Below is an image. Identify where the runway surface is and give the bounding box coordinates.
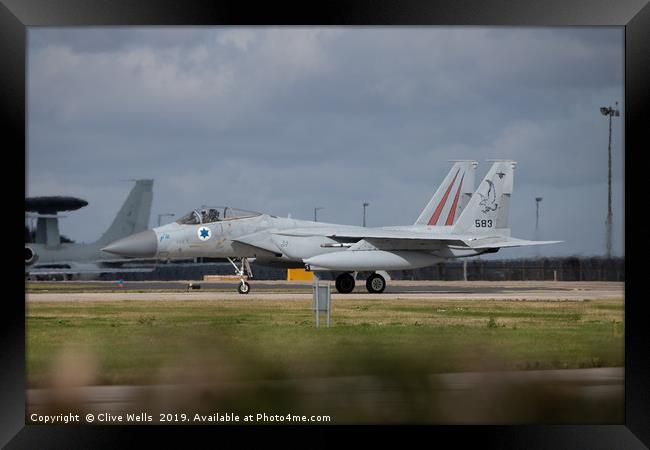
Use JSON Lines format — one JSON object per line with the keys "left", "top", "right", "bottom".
{"left": 26, "top": 280, "right": 624, "bottom": 302}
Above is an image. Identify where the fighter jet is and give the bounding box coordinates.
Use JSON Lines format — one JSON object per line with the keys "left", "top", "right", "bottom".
{"left": 103, "top": 161, "right": 560, "bottom": 293}
{"left": 25, "top": 180, "right": 156, "bottom": 280}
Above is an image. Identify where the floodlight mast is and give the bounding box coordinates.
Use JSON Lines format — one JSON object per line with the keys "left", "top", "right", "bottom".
{"left": 314, "top": 207, "right": 324, "bottom": 222}
{"left": 532, "top": 197, "right": 543, "bottom": 256}
{"left": 535, "top": 197, "right": 543, "bottom": 235}
{"left": 362, "top": 202, "right": 369, "bottom": 227}
{"left": 600, "top": 102, "right": 620, "bottom": 258}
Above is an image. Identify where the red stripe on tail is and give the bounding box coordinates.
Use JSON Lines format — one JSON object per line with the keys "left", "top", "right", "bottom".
{"left": 444, "top": 174, "right": 465, "bottom": 226}
{"left": 428, "top": 169, "right": 460, "bottom": 225}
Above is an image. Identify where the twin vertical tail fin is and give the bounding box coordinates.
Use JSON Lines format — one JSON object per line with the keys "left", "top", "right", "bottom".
{"left": 95, "top": 179, "right": 154, "bottom": 246}
{"left": 453, "top": 160, "right": 516, "bottom": 235}
{"left": 414, "top": 160, "right": 478, "bottom": 226}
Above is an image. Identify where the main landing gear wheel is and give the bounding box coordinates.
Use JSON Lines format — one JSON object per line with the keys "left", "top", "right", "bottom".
{"left": 366, "top": 273, "right": 386, "bottom": 294}
{"left": 238, "top": 281, "right": 250, "bottom": 294}
{"left": 335, "top": 273, "right": 356, "bottom": 294}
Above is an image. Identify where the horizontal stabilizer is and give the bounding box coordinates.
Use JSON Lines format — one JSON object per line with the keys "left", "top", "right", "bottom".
{"left": 466, "top": 237, "right": 562, "bottom": 249}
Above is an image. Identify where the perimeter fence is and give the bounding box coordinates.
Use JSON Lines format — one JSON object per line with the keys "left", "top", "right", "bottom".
{"left": 102, "top": 257, "right": 624, "bottom": 282}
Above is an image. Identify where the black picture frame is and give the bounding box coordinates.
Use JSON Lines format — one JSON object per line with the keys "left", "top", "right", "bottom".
{"left": 3, "top": 0, "right": 649, "bottom": 447}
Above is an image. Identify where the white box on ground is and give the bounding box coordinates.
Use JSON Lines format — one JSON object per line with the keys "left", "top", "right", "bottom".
{"left": 312, "top": 282, "right": 331, "bottom": 327}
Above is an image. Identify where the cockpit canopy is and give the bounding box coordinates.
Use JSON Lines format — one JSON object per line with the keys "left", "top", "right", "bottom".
{"left": 176, "top": 207, "right": 262, "bottom": 225}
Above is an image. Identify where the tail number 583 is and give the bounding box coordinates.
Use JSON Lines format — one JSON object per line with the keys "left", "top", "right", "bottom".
{"left": 475, "top": 219, "right": 493, "bottom": 228}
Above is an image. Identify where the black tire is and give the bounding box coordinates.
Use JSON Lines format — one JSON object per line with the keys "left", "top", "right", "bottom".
{"left": 335, "top": 273, "right": 355, "bottom": 294}
{"left": 366, "top": 273, "right": 386, "bottom": 294}
{"left": 237, "top": 281, "right": 250, "bottom": 294}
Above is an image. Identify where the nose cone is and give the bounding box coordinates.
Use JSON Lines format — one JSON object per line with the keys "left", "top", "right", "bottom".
{"left": 102, "top": 230, "right": 157, "bottom": 258}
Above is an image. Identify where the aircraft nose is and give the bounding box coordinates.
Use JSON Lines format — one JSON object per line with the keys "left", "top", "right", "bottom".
{"left": 102, "top": 230, "right": 157, "bottom": 257}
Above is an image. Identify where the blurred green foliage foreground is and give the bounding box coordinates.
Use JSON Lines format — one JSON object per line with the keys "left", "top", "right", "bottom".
{"left": 27, "top": 296, "right": 623, "bottom": 424}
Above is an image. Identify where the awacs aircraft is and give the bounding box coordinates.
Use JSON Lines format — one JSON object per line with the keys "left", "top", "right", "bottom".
{"left": 103, "top": 161, "right": 560, "bottom": 294}
{"left": 25, "top": 180, "right": 156, "bottom": 280}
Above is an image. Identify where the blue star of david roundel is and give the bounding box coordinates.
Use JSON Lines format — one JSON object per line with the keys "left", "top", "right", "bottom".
{"left": 197, "top": 226, "right": 211, "bottom": 241}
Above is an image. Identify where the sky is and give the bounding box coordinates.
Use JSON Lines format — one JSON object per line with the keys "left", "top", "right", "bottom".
{"left": 26, "top": 27, "right": 624, "bottom": 258}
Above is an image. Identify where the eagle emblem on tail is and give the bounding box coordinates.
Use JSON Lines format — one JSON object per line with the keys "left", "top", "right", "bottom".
{"left": 478, "top": 180, "right": 498, "bottom": 214}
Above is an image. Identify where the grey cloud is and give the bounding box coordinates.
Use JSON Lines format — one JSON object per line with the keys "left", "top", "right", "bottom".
{"left": 27, "top": 27, "right": 624, "bottom": 256}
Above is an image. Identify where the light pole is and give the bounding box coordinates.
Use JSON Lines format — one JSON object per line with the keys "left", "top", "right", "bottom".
{"left": 535, "top": 197, "right": 543, "bottom": 237}
{"left": 535, "top": 197, "right": 543, "bottom": 256}
{"left": 362, "top": 202, "right": 369, "bottom": 227}
{"left": 600, "top": 102, "right": 620, "bottom": 258}
{"left": 314, "top": 207, "right": 324, "bottom": 222}
{"left": 157, "top": 213, "right": 175, "bottom": 227}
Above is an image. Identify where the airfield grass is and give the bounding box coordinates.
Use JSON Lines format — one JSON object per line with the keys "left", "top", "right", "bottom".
{"left": 26, "top": 296, "right": 624, "bottom": 388}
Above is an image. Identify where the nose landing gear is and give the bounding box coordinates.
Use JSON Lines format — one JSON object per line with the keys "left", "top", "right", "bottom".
{"left": 237, "top": 281, "right": 250, "bottom": 294}
{"left": 227, "top": 257, "right": 252, "bottom": 294}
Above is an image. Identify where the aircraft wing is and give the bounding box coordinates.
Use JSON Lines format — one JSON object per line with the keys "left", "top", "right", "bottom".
{"left": 273, "top": 227, "right": 561, "bottom": 251}
{"left": 231, "top": 229, "right": 460, "bottom": 256}
{"left": 273, "top": 227, "right": 473, "bottom": 242}
{"left": 273, "top": 227, "right": 473, "bottom": 246}
{"left": 232, "top": 231, "right": 285, "bottom": 256}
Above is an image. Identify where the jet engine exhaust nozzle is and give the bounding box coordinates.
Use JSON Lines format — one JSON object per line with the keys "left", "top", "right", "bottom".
{"left": 25, "top": 246, "right": 38, "bottom": 265}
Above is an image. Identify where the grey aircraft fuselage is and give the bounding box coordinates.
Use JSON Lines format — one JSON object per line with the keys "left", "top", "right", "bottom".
{"left": 105, "top": 210, "right": 485, "bottom": 269}
{"left": 103, "top": 161, "right": 560, "bottom": 293}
